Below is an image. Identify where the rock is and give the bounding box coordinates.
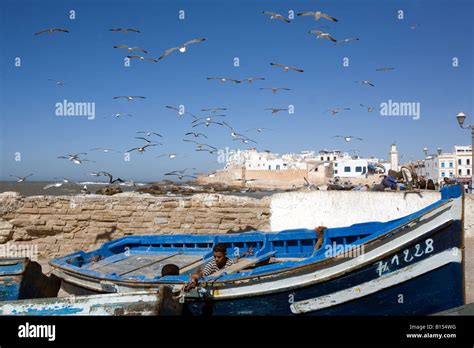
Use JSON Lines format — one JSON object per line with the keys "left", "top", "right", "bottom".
{"left": 95, "top": 185, "right": 123, "bottom": 196}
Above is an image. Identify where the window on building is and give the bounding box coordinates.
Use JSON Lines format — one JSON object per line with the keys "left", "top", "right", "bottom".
{"left": 441, "top": 172, "right": 445, "bottom": 177}
{"left": 334, "top": 163, "right": 338, "bottom": 167}
{"left": 333, "top": 156, "right": 336, "bottom": 160}
{"left": 327, "top": 157, "right": 330, "bottom": 161}
{"left": 458, "top": 159, "right": 462, "bottom": 165}
{"left": 355, "top": 166, "right": 362, "bottom": 172}
{"left": 268, "top": 165, "right": 271, "bottom": 170}
{"left": 344, "top": 166, "right": 351, "bottom": 173}
{"left": 459, "top": 169, "right": 462, "bottom": 175}
{"left": 449, "top": 162, "right": 453, "bottom": 168}
{"left": 276, "top": 165, "right": 280, "bottom": 170}
{"left": 449, "top": 172, "right": 454, "bottom": 177}
{"left": 321, "top": 157, "right": 324, "bottom": 161}
{"left": 334, "top": 170, "right": 338, "bottom": 174}
{"left": 468, "top": 169, "right": 471, "bottom": 176}
{"left": 441, "top": 162, "right": 445, "bottom": 168}
{"left": 468, "top": 159, "right": 471, "bottom": 166}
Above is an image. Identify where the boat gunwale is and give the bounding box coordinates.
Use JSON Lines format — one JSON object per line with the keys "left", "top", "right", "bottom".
{"left": 49, "top": 196, "right": 457, "bottom": 288}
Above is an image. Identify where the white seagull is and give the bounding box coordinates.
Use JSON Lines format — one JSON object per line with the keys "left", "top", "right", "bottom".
{"left": 262, "top": 11, "right": 291, "bottom": 23}
{"left": 355, "top": 80, "right": 375, "bottom": 87}
{"left": 270, "top": 63, "right": 304, "bottom": 72}
{"left": 297, "top": 11, "right": 338, "bottom": 22}
{"left": 158, "top": 38, "right": 207, "bottom": 61}
{"left": 336, "top": 38, "right": 359, "bottom": 44}
{"left": 48, "top": 79, "right": 65, "bottom": 87}
{"left": 332, "top": 135, "right": 363, "bottom": 142}
{"left": 206, "top": 77, "right": 242, "bottom": 83}
{"left": 242, "top": 77, "right": 266, "bottom": 84}
{"left": 127, "top": 55, "right": 158, "bottom": 62}
{"left": 126, "top": 144, "right": 157, "bottom": 153}
{"left": 259, "top": 87, "right": 291, "bottom": 94}
{"left": 35, "top": 28, "right": 69, "bottom": 35}
{"left": 137, "top": 131, "right": 163, "bottom": 137}
{"left": 165, "top": 105, "right": 197, "bottom": 119}
{"left": 308, "top": 30, "right": 337, "bottom": 42}
{"left": 109, "top": 28, "right": 141, "bottom": 33}
{"left": 57, "top": 153, "right": 95, "bottom": 165}
{"left": 113, "top": 45, "right": 148, "bottom": 53}
{"left": 157, "top": 153, "right": 177, "bottom": 159}
{"left": 185, "top": 132, "right": 208, "bottom": 138}
{"left": 201, "top": 107, "right": 227, "bottom": 113}
{"left": 10, "top": 174, "right": 33, "bottom": 182}
{"left": 113, "top": 96, "right": 146, "bottom": 100}
{"left": 360, "top": 104, "right": 379, "bottom": 112}
{"left": 326, "top": 107, "right": 350, "bottom": 116}
{"left": 265, "top": 108, "right": 289, "bottom": 114}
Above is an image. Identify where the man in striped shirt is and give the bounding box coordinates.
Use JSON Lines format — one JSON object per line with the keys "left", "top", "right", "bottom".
{"left": 191, "top": 243, "right": 234, "bottom": 282}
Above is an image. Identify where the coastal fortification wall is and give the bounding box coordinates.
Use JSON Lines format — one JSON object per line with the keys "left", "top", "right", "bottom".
{"left": 0, "top": 191, "right": 472, "bottom": 264}
{"left": 0, "top": 192, "right": 271, "bottom": 260}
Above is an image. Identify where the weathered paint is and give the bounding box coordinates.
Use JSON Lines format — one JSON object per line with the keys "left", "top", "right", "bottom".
{"left": 290, "top": 247, "right": 462, "bottom": 314}
{"left": 0, "top": 287, "right": 181, "bottom": 316}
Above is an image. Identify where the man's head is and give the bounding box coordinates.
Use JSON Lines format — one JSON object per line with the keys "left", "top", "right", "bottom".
{"left": 443, "top": 177, "right": 450, "bottom": 184}
{"left": 213, "top": 243, "right": 228, "bottom": 268}
{"left": 161, "top": 263, "right": 179, "bottom": 276}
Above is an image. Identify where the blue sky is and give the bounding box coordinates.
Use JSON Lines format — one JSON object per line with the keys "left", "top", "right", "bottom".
{"left": 1, "top": 0, "right": 472, "bottom": 181}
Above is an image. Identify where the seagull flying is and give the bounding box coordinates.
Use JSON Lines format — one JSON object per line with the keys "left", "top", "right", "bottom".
{"left": 336, "top": 38, "right": 359, "bottom": 44}
{"left": 10, "top": 174, "right": 33, "bottom": 182}
{"left": 192, "top": 120, "right": 224, "bottom": 128}
{"left": 157, "top": 153, "right": 177, "bottom": 159}
{"left": 332, "top": 135, "right": 363, "bottom": 142}
{"left": 265, "top": 108, "right": 289, "bottom": 114}
{"left": 262, "top": 11, "right": 291, "bottom": 23}
{"left": 57, "top": 153, "right": 95, "bottom": 165}
{"left": 270, "top": 63, "right": 304, "bottom": 73}
{"left": 35, "top": 28, "right": 69, "bottom": 35}
{"left": 375, "top": 67, "right": 395, "bottom": 72}
{"left": 113, "top": 96, "right": 146, "bottom": 100}
{"left": 137, "top": 131, "right": 163, "bottom": 137}
{"left": 135, "top": 137, "right": 163, "bottom": 145}
{"left": 183, "top": 139, "right": 217, "bottom": 151}
{"left": 241, "top": 77, "right": 265, "bottom": 84}
{"left": 90, "top": 148, "right": 119, "bottom": 153}
{"left": 360, "top": 104, "right": 379, "bottom": 112}
{"left": 112, "top": 113, "right": 133, "bottom": 118}
{"left": 48, "top": 79, "right": 64, "bottom": 87}
{"left": 326, "top": 107, "right": 350, "bottom": 115}
{"left": 297, "top": 11, "right": 338, "bottom": 22}
{"left": 109, "top": 28, "right": 141, "bottom": 33}
{"left": 158, "top": 38, "right": 207, "bottom": 61}
{"left": 89, "top": 171, "right": 124, "bottom": 184}
{"left": 260, "top": 87, "right": 291, "bottom": 94}
{"left": 165, "top": 105, "right": 197, "bottom": 119}
{"left": 113, "top": 45, "right": 148, "bottom": 53}
{"left": 127, "top": 55, "right": 158, "bottom": 62}
{"left": 206, "top": 77, "right": 242, "bottom": 83}
{"left": 201, "top": 107, "right": 227, "bottom": 113}
{"left": 246, "top": 127, "right": 270, "bottom": 133}
{"left": 126, "top": 144, "right": 157, "bottom": 153}
{"left": 185, "top": 132, "right": 208, "bottom": 138}
{"left": 308, "top": 30, "right": 337, "bottom": 42}
{"left": 355, "top": 80, "right": 375, "bottom": 87}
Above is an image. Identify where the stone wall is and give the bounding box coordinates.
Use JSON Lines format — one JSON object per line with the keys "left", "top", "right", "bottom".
{"left": 0, "top": 191, "right": 472, "bottom": 264}
{"left": 0, "top": 192, "right": 271, "bottom": 260}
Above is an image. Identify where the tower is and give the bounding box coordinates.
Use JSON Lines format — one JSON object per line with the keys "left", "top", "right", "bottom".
{"left": 389, "top": 144, "right": 399, "bottom": 171}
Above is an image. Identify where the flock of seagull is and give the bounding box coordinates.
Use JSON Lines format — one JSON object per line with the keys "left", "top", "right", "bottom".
{"left": 12, "top": 8, "right": 405, "bottom": 189}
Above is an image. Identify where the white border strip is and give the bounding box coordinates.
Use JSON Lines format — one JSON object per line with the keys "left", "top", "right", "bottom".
{"left": 290, "top": 247, "right": 461, "bottom": 314}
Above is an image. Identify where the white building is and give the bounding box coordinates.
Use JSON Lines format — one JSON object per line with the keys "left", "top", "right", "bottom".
{"left": 415, "top": 145, "right": 472, "bottom": 184}
{"left": 334, "top": 158, "right": 369, "bottom": 178}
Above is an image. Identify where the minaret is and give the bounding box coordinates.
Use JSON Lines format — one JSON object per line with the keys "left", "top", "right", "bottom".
{"left": 389, "top": 144, "right": 399, "bottom": 171}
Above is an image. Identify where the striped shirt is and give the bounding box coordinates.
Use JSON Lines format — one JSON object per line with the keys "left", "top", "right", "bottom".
{"left": 201, "top": 258, "right": 234, "bottom": 276}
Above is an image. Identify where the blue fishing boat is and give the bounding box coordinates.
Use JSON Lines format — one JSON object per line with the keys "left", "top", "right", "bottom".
{"left": 0, "top": 258, "right": 60, "bottom": 301}
{"left": 49, "top": 186, "right": 466, "bottom": 315}
{"left": 0, "top": 286, "right": 181, "bottom": 316}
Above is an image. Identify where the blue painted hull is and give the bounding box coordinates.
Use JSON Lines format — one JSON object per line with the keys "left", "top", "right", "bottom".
{"left": 185, "top": 220, "right": 464, "bottom": 315}
{"left": 0, "top": 258, "right": 60, "bottom": 301}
